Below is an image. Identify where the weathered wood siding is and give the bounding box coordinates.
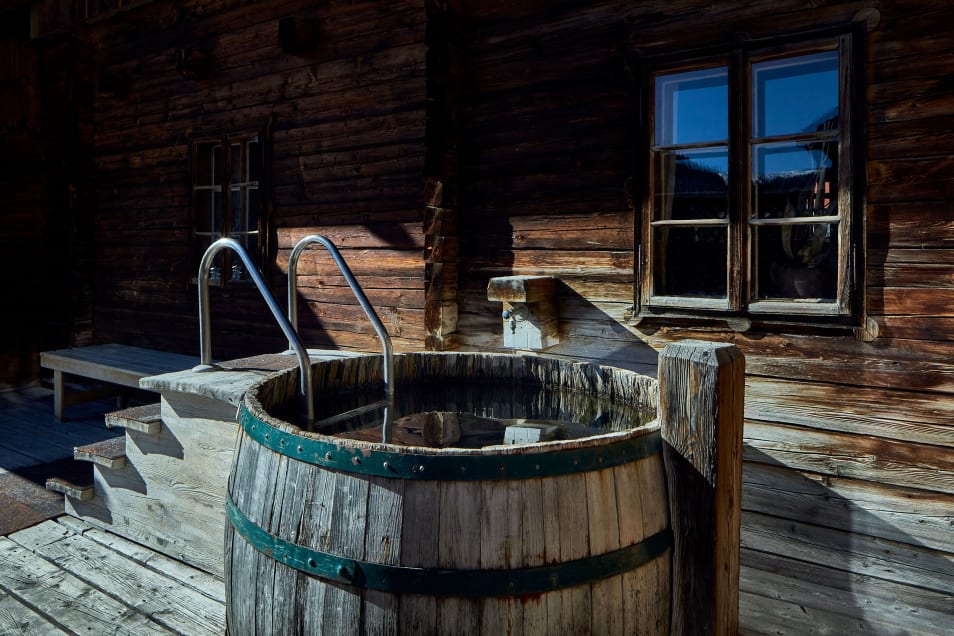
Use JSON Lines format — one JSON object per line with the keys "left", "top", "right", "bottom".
{"left": 452, "top": 1, "right": 954, "bottom": 634}
{"left": 49, "top": 0, "right": 954, "bottom": 631}
{"left": 88, "top": 0, "right": 427, "bottom": 359}
{"left": 0, "top": 6, "right": 94, "bottom": 384}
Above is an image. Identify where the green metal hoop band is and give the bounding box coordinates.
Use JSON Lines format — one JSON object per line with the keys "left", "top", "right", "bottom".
{"left": 227, "top": 496, "right": 672, "bottom": 597}
{"left": 238, "top": 403, "right": 662, "bottom": 481}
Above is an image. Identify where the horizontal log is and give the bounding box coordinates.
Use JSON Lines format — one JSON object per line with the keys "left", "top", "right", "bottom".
{"left": 741, "top": 510, "right": 954, "bottom": 595}
{"left": 638, "top": 327, "right": 954, "bottom": 394}
{"left": 868, "top": 156, "right": 954, "bottom": 204}
{"left": 868, "top": 202, "right": 954, "bottom": 249}
{"left": 743, "top": 420, "right": 954, "bottom": 495}
{"left": 740, "top": 547, "right": 954, "bottom": 636}
{"left": 745, "top": 376, "right": 954, "bottom": 446}
{"left": 868, "top": 287, "right": 954, "bottom": 317}
{"left": 275, "top": 224, "right": 424, "bottom": 251}
{"left": 743, "top": 461, "right": 954, "bottom": 554}
{"left": 876, "top": 316, "right": 954, "bottom": 342}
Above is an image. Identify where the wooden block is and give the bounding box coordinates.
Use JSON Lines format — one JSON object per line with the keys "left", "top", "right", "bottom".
{"left": 74, "top": 436, "right": 127, "bottom": 469}
{"left": 659, "top": 340, "right": 745, "bottom": 636}
{"left": 486, "top": 275, "right": 557, "bottom": 302}
{"left": 105, "top": 402, "right": 163, "bottom": 434}
{"left": 46, "top": 477, "right": 94, "bottom": 501}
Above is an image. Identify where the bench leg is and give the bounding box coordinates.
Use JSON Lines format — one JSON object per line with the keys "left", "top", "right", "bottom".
{"left": 53, "top": 370, "right": 65, "bottom": 421}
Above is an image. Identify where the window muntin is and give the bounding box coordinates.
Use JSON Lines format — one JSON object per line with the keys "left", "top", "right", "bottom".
{"left": 191, "top": 134, "right": 263, "bottom": 284}
{"left": 644, "top": 39, "right": 854, "bottom": 319}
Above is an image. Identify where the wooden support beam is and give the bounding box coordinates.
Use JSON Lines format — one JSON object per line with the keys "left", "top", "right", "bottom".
{"left": 658, "top": 340, "right": 745, "bottom": 635}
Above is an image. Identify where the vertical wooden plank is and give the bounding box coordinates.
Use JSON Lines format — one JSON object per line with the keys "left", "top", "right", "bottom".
{"left": 362, "top": 475, "right": 404, "bottom": 635}
{"left": 321, "top": 471, "right": 370, "bottom": 633}
{"left": 271, "top": 457, "right": 315, "bottom": 635}
{"left": 300, "top": 466, "right": 337, "bottom": 636}
{"left": 557, "top": 472, "right": 590, "bottom": 635}
{"left": 398, "top": 480, "right": 439, "bottom": 633}
{"left": 518, "top": 478, "right": 547, "bottom": 634}
{"left": 659, "top": 340, "right": 745, "bottom": 636}
{"left": 437, "top": 480, "right": 480, "bottom": 635}
{"left": 479, "top": 480, "right": 510, "bottom": 634}
{"left": 615, "top": 460, "right": 648, "bottom": 635}
{"left": 635, "top": 455, "right": 672, "bottom": 635}
{"left": 586, "top": 467, "right": 623, "bottom": 636}
{"left": 541, "top": 475, "right": 564, "bottom": 635}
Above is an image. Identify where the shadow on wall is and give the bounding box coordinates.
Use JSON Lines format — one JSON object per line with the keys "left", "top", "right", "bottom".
{"left": 534, "top": 279, "right": 659, "bottom": 376}
{"left": 739, "top": 445, "right": 954, "bottom": 634}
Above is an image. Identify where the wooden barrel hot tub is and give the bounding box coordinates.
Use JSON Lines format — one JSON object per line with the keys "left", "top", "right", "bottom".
{"left": 225, "top": 352, "right": 671, "bottom": 635}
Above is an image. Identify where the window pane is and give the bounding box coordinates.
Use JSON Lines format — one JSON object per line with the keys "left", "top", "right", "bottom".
{"left": 195, "top": 144, "right": 214, "bottom": 185}
{"left": 231, "top": 188, "right": 244, "bottom": 232}
{"left": 212, "top": 191, "right": 222, "bottom": 232}
{"left": 655, "top": 148, "right": 729, "bottom": 220}
{"left": 248, "top": 188, "right": 259, "bottom": 231}
{"left": 195, "top": 192, "right": 213, "bottom": 233}
{"left": 753, "top": 51, "right": 838, "bottom": 138}
{"left": 753, "top": 141, "right": 837, "bottom": 219}
{"left": 231, "top": 143, "right": 243, "bottom": 183}
{"left": 653, "top": 226, "right": 728, "bottom": 298}
{"left": 655, "top": 67, "right": 728, "bottom": 146}
{"left": 212, "top": 145, "right": 222, "bottom": 185}
{"left": 753, "top": 224, "right": 837, "bottom": 300}
{"left": 248, "top": 140, "right": 261, "bottom": 183}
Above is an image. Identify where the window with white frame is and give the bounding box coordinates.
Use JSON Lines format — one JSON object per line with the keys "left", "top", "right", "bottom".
{"left": 191, "top": 132, "right": 265, "bottom": 285}
{"left": 639, "top": 32, "right": 860, "bottom": 323}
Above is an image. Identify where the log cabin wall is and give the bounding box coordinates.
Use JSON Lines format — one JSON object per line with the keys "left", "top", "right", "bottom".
{"left": 452, "top": 1, "right": 954, "bottom": 633}
{"left": 63, "top": 0, "right": 953, "bottom": 631}
{"left": 0, "top": 3, "right": 94, "bottom": 385}
{"left": 86, "top": 0, "right": 428, "bottom": 359}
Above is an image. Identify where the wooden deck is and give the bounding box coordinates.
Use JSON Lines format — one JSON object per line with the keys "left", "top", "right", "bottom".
{"left": 0, "top": 517, "right": 225, "bottom": 634}
{"left": 0, "top": 384, "right": 226, "bottom": 634}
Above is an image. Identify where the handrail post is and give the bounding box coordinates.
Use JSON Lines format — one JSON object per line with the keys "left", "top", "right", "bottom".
{"left": 658, "top": 340, "right": 744, "bottom": 636}
{"left": 287, "top": 235, "right": 394, "bottom": 399}
{"left": 197, "top": 238, "right": 315, "bottom": 425}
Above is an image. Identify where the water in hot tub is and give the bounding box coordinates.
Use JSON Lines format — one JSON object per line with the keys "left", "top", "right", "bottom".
{"left": 295, "top": 382, "right": 655, "bottom": 448}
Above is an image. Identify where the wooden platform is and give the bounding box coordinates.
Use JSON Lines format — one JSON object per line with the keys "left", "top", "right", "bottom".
{"left": 0, "top": 517, "right": 225, "bottom": 634}
{"left": 0, "top": 384, "right": 118, "bottom": 536}
{"left": 40, "top": 344, "right": 199, "bottom": 421}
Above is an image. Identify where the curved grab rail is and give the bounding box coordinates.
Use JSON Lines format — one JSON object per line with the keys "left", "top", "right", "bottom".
{"left": 197, "top": 238, "right": 315, "bottom": 424}
{"left": 288, "top": 235, "right": 394, "bottom": 399}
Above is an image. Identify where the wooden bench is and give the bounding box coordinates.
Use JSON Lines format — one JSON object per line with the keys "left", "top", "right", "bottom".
{"left": 40, "top": 344, "right": 199, "bottom": 421}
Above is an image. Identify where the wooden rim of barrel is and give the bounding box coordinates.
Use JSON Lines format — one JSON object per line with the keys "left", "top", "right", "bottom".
{"left": 241, "top": 351, "right": 661, "bottom": 480}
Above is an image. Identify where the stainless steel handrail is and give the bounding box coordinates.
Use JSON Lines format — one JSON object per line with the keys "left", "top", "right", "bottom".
{"left": 288, "top": 235, "right": 394, "bottom": 400}
{"left": 197, "top": 238, "right": 315, "bottom": 424}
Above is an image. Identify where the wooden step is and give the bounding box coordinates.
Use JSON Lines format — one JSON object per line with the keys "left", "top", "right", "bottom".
{"left": 74, "top": 436, "right": 127, "bottom": 469}
{"left": 105, "top": 402, "right": 162, "bottom": 434}
{"left": 46, "top": 477, "right": 94, "bottom": 501}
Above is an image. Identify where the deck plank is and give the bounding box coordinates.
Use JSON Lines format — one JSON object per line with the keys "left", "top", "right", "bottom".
{"left": 10, "top": 521, "right": 224, "bottom": 635}
{"left": 0, "top": 535, "right": 173, "bottom": 635}
{"left": 0, "top": 587, "right": 68, "bottom": 635}
{"left": 56, "top": 517, "right": 226, "bottom": 604}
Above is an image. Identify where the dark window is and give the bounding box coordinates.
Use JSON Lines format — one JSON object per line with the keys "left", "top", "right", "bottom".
{"left": 190, "top": 133, "right": 265, "bottom": 285}
{"left": 640, "top": 33, "right": 858, "bottom": 321}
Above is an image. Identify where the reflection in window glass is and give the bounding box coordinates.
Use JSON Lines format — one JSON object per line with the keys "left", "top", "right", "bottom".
{"left": 754, "top": 224, "right": 837, "bottom": 300}
{"left": 752, "top": 51, "right": 838, "bottom": 138}
{"left": 653, "top": 226, "right": 728, "bottom": 298}
{"left": 655, "top": 67, "right": 728, "bottom": 146}
{"left": 753, "top": 141, "right": 837, "bottom": 219}
{"left": 655, "top": 148, "right": 729, "bottom": 220}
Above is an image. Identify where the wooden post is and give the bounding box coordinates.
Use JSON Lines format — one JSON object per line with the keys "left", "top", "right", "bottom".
{"left": 658, "top": 340, "right": 745, "bottom": 635}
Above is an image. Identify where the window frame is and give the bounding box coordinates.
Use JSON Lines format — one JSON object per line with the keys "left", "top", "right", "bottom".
{"left": 188, "top": 126, "right": 271, "bottom": 287}
{"left": 636, "top": 28, "right": 863, "bottom": 326}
